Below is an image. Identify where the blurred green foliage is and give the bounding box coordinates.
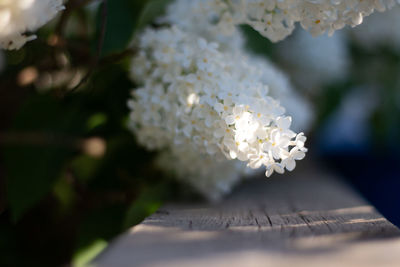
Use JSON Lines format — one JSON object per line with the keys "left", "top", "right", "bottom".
{"left": 97, "top": 0, "right": 139, "bottom": 56}
{"left": 0, "top": 0, "right": 177, "bottom": 266}
{"left": 3, "top": 95, "right": 87, "bottom": 221}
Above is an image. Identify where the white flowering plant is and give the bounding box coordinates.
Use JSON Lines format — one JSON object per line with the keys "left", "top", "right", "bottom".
{"left": 0, "top": 0, "right": 399, "bottom": 265}
{"left": 127, "top": 25, "right": 309, "bottom": 200}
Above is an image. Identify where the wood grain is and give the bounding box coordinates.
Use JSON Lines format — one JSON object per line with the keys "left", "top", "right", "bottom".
{"left": 95, "top": 163, "right": 400, "bottom": 267}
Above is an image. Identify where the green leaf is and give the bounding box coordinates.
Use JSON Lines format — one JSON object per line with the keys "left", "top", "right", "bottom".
{"left": 74, "top": 204, "right": 126, "bottom": 258}
{"left": 240, "top": 25, "right": 275, "bottom": 59}
{"left": 70, "top": 155, "right": 102, "bottom": 184}
{"left": 53, "top": 175, "right": 77, "bottom": 212}
{"left": 3, "top": 95, "right": 86, "bottom": 221}
{"left": 87, "top": 113, "right": 108, "bottom": 131}
{"left": 73, "top": 239, "right": 108, "bottom": 267}
{"left": 4, "top": 146, "right": 72, "bottom": 221}
{"left": 96, "top": 0, "right": 142, "bottom": 56}
{"left": 123, "top": 185, "right": 165, "bottom": 229}
{"left": 134, "top": 0, "right": 173, "bottom": 33}
{"left": 94, "top": 0, "right": 173, "bottom": 56}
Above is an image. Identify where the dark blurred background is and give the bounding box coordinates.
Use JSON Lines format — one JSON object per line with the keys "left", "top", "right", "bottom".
{"left": 1, "top": 0, "right": 399, "bottom": 266}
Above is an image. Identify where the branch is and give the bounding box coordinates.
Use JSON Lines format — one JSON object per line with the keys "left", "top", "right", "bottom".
{"left": 55, "top": 0, "right": 96, "bottom": 37}
{"left": 70, "top": 0, "right": 108, "bottom": 92}
{"left": 0, "top": 132, "right": 106, "bottom": 158}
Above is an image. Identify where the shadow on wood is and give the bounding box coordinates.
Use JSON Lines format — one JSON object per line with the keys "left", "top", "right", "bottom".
{"left": 94, "top": 162, "right": 400, "bottom": 267}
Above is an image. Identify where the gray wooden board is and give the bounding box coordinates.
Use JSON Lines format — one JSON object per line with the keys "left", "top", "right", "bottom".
{"left": 94, "top": 163, "right": 400, "bottom": 267}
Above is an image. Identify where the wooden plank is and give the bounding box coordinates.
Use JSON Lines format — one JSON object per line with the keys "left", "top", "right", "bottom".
{"left": 94, "top": 163, "right": 400, "bottom": 267}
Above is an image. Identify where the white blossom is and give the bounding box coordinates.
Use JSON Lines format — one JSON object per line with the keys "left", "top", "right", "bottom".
{"left": 236, "top": 0, "right": 400, "bottom": 42}
{"left": 0, "top": 0, "right": 65, "bottom": 50}
{"left": 155, "top": 144, "right": 250, "bottom": 202}
{"left": 128, "top": 26, "right": 307, "bottom": 186}
{"left": 249, "top": 54, "right": 314, "bottom": 131}
{"left": 165, "top": 0, "right": 400, "bottom": 42}
{"left": 162, "top": 0, "right": 246, "bottom": 51}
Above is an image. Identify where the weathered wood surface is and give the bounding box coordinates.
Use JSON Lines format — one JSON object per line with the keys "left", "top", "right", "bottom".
{"left": 95, "top": 163, "right": 400, "bottom": 267}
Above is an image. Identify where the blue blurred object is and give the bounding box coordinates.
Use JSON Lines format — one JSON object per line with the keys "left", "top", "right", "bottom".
{"left": 321, "top": 151, "right": 400, "bottom": 228}
{"left": 316, "top": 89, "right": 400, "bottom": 228}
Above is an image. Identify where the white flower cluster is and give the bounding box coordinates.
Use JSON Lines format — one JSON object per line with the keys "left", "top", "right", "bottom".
{"left": 277, "top": 29, "right": 350, "bottom": 90}
{"left": 128, "top": 27, "right": 307, "bottom": 182}
{"left": 0, "top": 0, "right": 65, "bottom": 50}
{"left": 127, "top": 0, "right": 320, "bottom": 200}
{"left": 165, "top": 0, "right": 399, "bottom": 42}
{"left": 249, "top": 55, "right": 314, "bottom": 131}
{"left": 164, "top": 0, "right": 314, "bottom": 130}
{"left": 156, "top": 144, "right": 249, "bottom": 202}
{"left": 239, "top": 0, "right": 400, "bottom": 42}
{"left": 162, "top": 0, "right": 245, "bottom": 51}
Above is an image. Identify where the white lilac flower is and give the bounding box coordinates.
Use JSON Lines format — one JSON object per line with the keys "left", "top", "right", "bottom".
{"left": 277, "top": 28, "right": 350, "bottom": 90}
{"left": 157, "top": 0, "right": 316, "bottom": 131}
{"left": 352, "top": 6, "right": 400, "bottom": 52}
{"left": 128, "top": 26, "right": 307, "bottom": 184}
{"left": 0, "top": 0, "right": 65, "bottom": 50}
{"left": 165, "top": 0, "right": 400, "bottom": 43}
{"left": 155, "top": 144, "right": 249, "bottom": 202}
{"left": 249, "top": 54, "right": 314, "bottom": 131}
{"left": 235, "top": 0, "right": 400, "bottom": 42}
{"left": 162, "top": 0, "right": 246, "bottom": 51}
